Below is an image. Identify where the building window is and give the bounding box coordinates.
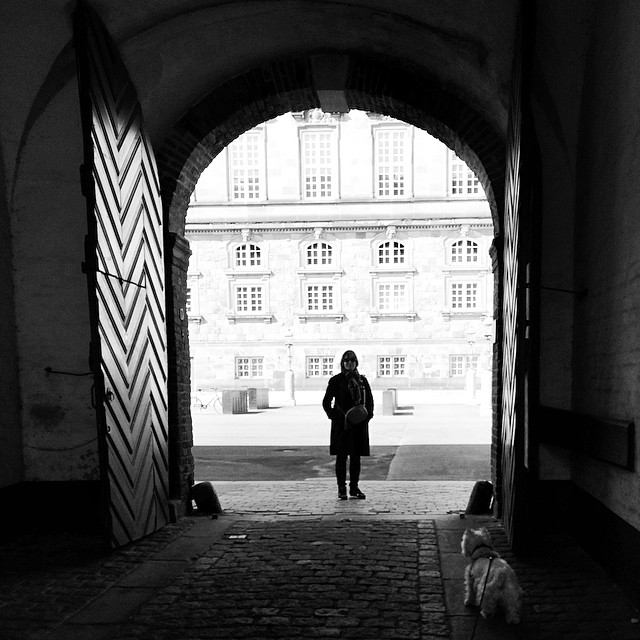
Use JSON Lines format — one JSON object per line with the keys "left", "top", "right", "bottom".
{"left": 306, "top": 284, "right": 334, "bottom": 312}
{"left": 377, "top": 241, "right": 405, "bottom": 265}
{"left": 450, "top": 154, "right": 480, "bottom": 196}
{"left": 449, "top": 355, "right": 478, "bottom": 377}
{"left": 375, "top": 128, "right": 408, "bottom": 197}
{"left": 236, "top": 357, "right": 264, "bottom": 378}
{"left": 377, "top": 282, "right": 406, "bottom": 312}
{"left": 306, "top": 356, "right": 334, "bottom": 377}
{"left": 229, "top": 130, "right": 264, "bottom": 200}
{"left": 235, "top": 243, "right": 262, "bottom": 267}
{"left": 301, "top": 130, "right": 335, "bottom": 199}
{"left": 235, "top": 285, "right": 264, "bottom": 313}
{"left": 378, "top": 356, "right": 406, "bottom": 377}
{"left": 451, "top": 239, "right": 478, "bottom": 264}
{"left": 186, "top": 272, "right": 204, "bottom": 323}
{"left": 451, "top": 282, "right": 478, "bottom": 310}
{"left": 306, "top": 242, "right": 333, "bottom": 266}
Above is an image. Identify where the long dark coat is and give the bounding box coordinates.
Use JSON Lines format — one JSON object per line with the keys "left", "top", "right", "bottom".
{"left": 322, "top": 372, "right": 374, "bottom": 456}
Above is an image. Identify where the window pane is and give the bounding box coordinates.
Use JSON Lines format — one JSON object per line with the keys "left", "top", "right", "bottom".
{"left": 451, "top": 240, "right": 478, "bottom": 263}
{"left": 378, "top": 283, "right": 406, "bottom": 311}
{"left": 449, "top": 355, "right": 478, "bottom": 376}
{"left": 378, "top": 241, "right": 405, "bottom": 265}
{"left": 378, "top": 355, "right": 405, "bottom": 376}
{"left": 451, "top": 282, "right": 477, "bottom": 309}
{"left": 302, "top": 130, "right": 334, "bottom": 199}
{"left": 230, "top": 132, "right": 263, "bottom": 200}
{"left": 306, "top": 356, "right": 333, "bottom": 377}
{"left": 306, "top": 284, "right": 334, "bottom": 311}
{"left": 235, "top": 285, "right": 263, "bottom": 312}
{"left": 376, "top": 129, "right": 406, "bottom": 197}
{"left": 306, "top": 242, "right": 332, "bottom": 266}
{"left": 235, "top": 244, "right": 261, "bottom": 267}
{"left": 450, "top": 155, "right": 480, "bottom": 195}
{"left": 236, "top": 357, "right": 263, "bottom": 378}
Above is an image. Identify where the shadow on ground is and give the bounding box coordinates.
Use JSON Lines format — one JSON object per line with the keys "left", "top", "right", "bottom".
{"left": 193, "top": 444, "right": 491, "bottom": 481}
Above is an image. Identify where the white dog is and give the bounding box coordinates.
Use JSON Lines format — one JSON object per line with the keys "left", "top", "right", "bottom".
{"left": 461, "top": 527, "right": 523, "bottom": 624}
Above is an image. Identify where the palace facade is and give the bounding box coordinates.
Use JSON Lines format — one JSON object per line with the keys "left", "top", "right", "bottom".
{"left": 185, "top": 110, "right": 493, "bottom": 397}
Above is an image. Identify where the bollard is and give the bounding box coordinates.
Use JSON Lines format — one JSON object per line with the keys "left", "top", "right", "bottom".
{"left": 191, "top": 481, "right": 222, "bottom": 514}
{"left": 465, "top": 480, "right": 494, "bottom": 514}
{"left": 221, "top": 389, "right": 248, "bottom": 414}
{"left": 382, "top": 390, "right": 395, "bottom": 415}
{"left": 247, "top": 388, "right": 269, "bottom": 410}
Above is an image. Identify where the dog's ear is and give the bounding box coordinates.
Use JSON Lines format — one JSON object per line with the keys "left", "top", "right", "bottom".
{"left": 479, "top": 527, "right": 492, "bottom": 541}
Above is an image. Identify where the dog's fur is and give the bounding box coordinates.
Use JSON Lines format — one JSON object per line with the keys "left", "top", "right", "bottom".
{"left": 461, "top": 527, "right": 523, "bottom": 624}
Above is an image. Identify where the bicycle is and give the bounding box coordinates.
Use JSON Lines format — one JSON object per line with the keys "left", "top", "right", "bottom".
{"left": 191, "top": 388, "right": 223, "bottom": 413}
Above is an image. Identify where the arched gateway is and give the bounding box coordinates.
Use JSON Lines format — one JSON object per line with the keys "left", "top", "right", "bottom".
{"left": 76, "top": 3, "right": 528, "bottom": 548}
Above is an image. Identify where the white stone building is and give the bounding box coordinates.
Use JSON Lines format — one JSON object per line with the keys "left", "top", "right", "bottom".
{"left": 186, "top": 110, "right": 493, "bottom": 397}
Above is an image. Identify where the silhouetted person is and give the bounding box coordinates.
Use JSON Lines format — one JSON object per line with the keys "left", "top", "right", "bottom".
{"left": 322, "top": 350, "right": 374, "bottom": 499}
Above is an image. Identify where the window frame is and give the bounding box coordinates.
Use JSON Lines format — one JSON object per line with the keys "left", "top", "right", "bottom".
{"left": 296, "top": 273, "right": 344, "bottom": 323}
{"left": 449, "top": 280, "right": 479, "bottom": 311}
{"left": 228, "top": 128, "right": 266, "bottom": 202}
{"left": 233, "top": 283, "right": 266, "bottom": 314}
{"left": 186, "top": 270, "right": 204, "bottom": 324}
{"left": 450, "top": 239, "right": 479, "bottom": 265}
{"left": 306, "top": 356, "right": 335, "bottom": 378}
{"left": 377, "top": 355, "right": 407, "bottom": 377}
{"left": 373, "top": 126, "right": 412, "bottom": 199}
{"left": 235, "top": 356, "right": 265, "bottom": 379}
{"left": 449, "top": 354, "right": 479, "bottom": 377}
{"left": 305, "top": 282, "right": 336, "bottom": 313}
{"left": 448, "top": 151, "right": 481, "bottom": 198}
{"left": 376, "top": 240, "right": 406, "bottom": 266}
{"left": 376, "top": 281, "right": 408, "bottom": 313}
{"left": 305, "top": 241, "right": 334, "bottom": 267}
{"left": 299, "top": 126, "right": 338, "bottom": 200}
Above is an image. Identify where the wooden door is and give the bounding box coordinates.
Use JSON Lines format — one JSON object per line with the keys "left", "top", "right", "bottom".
{"left": 500, "top": 5, "right": 532, "bottom": 549}
{"left": 75, "top": 2, "right": 170, "bottom": 547}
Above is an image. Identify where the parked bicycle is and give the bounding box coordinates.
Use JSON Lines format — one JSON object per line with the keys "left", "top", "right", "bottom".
{"left": 190, "top": 387, "right": 222, "bottom": 413}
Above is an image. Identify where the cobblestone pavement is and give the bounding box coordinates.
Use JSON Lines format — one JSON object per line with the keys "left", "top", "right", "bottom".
{"left": 210, "top": 480, "right": 476, "bottom": 518}
{"left": 0, "top": 481, "right": 638, "bottom": 640}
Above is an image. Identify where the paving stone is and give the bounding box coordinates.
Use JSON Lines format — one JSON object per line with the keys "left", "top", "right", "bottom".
{"left": 0, "top": 482, "right": 639, "bottom": 639}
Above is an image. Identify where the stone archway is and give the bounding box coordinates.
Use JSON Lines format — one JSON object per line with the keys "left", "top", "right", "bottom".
{"left": 156, "top": 53, "right": 507, "bottom": 513}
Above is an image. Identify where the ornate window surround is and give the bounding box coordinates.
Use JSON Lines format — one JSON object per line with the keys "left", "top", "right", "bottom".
{"left": 369, "top": 228, "right": 416, "bottom": 321}
{"left": 442, "top": 226, "right": 489, "bottom": 320}
{"left": 226, "top": 231, "right": 273, "bottom": 323}
{"left": 296, "top": 230, "right": 344, "bottom": 323}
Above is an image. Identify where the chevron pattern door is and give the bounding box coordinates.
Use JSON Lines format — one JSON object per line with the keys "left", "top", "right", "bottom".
{"left": 75, "top": 3, "right": 170, "bottom": 547}
{"left": 500, "top": 12, "right": 525, "bottom": 548}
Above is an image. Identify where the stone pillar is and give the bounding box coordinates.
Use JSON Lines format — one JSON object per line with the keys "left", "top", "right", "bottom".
{"left": 165, "top": 233, "right": 194, "bottom": 518}
{"left": 284, "top": 370, "right": 296, "bottom": 406}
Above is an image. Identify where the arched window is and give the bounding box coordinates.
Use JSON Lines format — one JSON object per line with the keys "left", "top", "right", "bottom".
{"left": 450, "top": 239, "right": 478, "bottom": 264}
{"left": 235, "top": 243, "right": 261, "bottom": 267}
{"left": 306, "top": 242, "right": 333, "bottom": 266}
{"left": 377, "top": 241, "right": 405, "bottom": 265}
